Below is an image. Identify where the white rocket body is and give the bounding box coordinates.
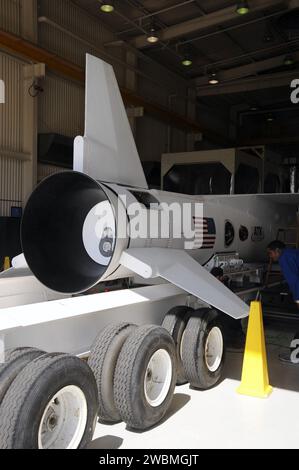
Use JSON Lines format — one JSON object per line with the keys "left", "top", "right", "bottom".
{"left": 18, "top": 55, "right": 299, "bottom": 319}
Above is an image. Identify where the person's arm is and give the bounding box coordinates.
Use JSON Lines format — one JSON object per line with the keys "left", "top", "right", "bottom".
{"left": 279, "top": 254, "right": 299, "bottom": 301}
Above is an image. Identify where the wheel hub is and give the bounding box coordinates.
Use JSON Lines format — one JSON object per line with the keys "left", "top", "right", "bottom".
{"left": 205, "top": 327, "right": 224, "bottom": 373}
{"left": 38, "top": 385, "right": 88, "bottom": 449}
{"left": 46, "top": 408, "right": 59, "bottom": 432}
{"left": 144, "top": 349, "right": 172, "bottom": 408}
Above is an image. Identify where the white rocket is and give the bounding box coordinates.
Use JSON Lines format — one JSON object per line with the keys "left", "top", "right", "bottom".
{"left": 17, "top": 56, "right": 299, "bottom": 320}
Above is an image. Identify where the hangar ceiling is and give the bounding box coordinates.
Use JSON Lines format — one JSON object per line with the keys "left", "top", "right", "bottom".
{"left": 71, "top": 0, "right": 299, "bottom": 153}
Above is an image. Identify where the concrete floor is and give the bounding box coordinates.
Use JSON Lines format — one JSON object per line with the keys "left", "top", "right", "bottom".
{"left": 90, "top": 323, "right": 299, "bottom": 450}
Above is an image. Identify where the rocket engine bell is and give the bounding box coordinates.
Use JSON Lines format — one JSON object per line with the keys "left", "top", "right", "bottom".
{"left": 21, "top": 171, "right": 130, "bottom": 294}
{"left": 21, "top": 171, "right": 203, "bottom": 295}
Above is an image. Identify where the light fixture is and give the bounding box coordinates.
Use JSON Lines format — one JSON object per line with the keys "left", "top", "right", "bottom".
{"left": 182, "top": 56, "right": 193, "bottom": 67}
{"left": 250, "top": 106, "right": 258, "bottom": 111}
{"left": 147, "top": 26, "right": 159, "bottom": 44}
{"left": 236, "top": 1, "right": 250, "bottom": 15}
{"left": 181, "top": 44, "right": 193, "bottom": 66}
{"left": 284, "top": 55, "right": 295, "bottom": 66}
{"left": 209, "top": 72, "right": 219, "bottom": 85}
{"left": 100, "top": 2, "right": 114, "bottom": 13}
{"left": 267, "top": 113, "right": 275, "bottom": 122}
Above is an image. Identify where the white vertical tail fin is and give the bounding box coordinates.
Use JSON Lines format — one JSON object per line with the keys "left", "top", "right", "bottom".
{"left": 74, "top": 54, "right": 148, "bottom": 189}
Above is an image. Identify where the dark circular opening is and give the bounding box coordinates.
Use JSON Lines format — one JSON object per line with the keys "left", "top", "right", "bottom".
{"left": 225, "top": 221, "right": 235, "bottom": 247}
{"left": 239, "top": 225, "right": 249, "bottom": 242}
{"left": 21, "top": 172, "right": 114, "bottom": 294}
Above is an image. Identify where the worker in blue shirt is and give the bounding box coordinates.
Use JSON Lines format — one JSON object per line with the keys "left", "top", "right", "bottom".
{"left": 268, "top": 240, "right": 299, "bottom": 363}
{"left": 268, "top": 241, "right": 299, "bottom": 303}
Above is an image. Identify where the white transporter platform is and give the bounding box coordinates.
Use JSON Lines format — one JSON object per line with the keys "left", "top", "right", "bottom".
{"left": 0, "top": 254, "right": 68, "bottom": 309}
{"left": 0, "top": 284, "right": 188, "bottom": 356}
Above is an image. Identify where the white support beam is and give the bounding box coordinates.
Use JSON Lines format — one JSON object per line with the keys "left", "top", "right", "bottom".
{"left": 21, "top": 0, "right": 38, "bottom": 204}
{"left": 133, "top": 0, "right": 291, "bottom": 49}
{"left": 195, "top": 50, "right": 299, "bottom": 86}
{"left": 22, "top": 63, "right": 39, "bottom": 204}
{"left": 21, "top": 0, "right": 37, "bottom": 41}
{"left": 0, "top": 148, "right": 31, "bottom": 161}
{"left": 197, "top": 70, "right": 299, "bottom": 96}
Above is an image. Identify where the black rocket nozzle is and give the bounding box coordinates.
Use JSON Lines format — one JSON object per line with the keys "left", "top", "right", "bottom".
{"left": 21, "top": 171, "right": 115, "bottom": 294}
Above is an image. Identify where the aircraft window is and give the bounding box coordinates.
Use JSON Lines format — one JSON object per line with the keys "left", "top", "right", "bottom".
{"left": 239, "top": 225, "right": 249, "bottom": 242}
{"left": 225, "top": 221, "right": 235, "bottom": 247}
{"left": 130, "top": 191, "right": 160, "bottom": 209}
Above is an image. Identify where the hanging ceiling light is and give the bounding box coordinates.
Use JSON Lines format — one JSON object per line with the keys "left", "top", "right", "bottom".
{"left": 236, "top": 1, "right": 250, "bottom": 15}
{"left": 147, "top": 25, "right": 159, "bottom": 44}
{"left": 182, "top": 56, "right": 193, "bottom": 67}
{"left": 267, "top": 113, "right": 275, "bottom": 122}
{"left": 100, "top": 1, "right": 114, "bottom": 13}
{"left": 181, "top": 43, "right": 193, "bottom": 66}
{"left": 209, "top": 72, "right": 219, "bottom": 85}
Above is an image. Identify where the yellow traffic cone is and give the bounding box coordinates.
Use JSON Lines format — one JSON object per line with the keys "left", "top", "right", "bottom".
{"left": 237, "top": 301, "right": 273, "bottom": 398}
{"left": 4, "top": 257, "right": 10, "bottom": 271}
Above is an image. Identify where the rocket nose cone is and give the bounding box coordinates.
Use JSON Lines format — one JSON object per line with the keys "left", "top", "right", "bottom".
{"left": 21, "top": 171, "right": 116, "bottom": 294}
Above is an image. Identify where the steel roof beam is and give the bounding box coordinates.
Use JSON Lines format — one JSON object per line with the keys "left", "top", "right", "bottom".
{"left": 133, "top": 0, "right": 293, "bottom": 49}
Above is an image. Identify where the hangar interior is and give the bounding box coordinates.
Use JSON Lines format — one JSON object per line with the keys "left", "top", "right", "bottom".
{"left": 1, "top": 0, "right": 299, "bottom": 450}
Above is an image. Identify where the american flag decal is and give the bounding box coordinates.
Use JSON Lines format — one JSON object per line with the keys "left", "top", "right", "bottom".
{"left": 193, "top": 217, "right": 216, "bottom": 249}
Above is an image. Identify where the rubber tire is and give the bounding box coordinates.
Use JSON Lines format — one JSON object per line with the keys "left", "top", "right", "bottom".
{"left": 0, "top": 353, "right": 99, "bottom": 449}
{"left": 0, "top": 348, "right": 45, "bottom": 405}
{"left": 181, "top": 309, "right": 225, "bottom": 390}
{"left": 162, "top": 306, "right": 194, "bottom": 385}
{"left": 114, "top": 325, "right": 177, "bottom": 431}
{"left": 88, "top": 322, "right": 136, "bottom": 423}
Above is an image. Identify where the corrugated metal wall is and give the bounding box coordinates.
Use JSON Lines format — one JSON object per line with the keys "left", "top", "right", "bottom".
{"left": 38, "top": 0, "right": 126, "bottom": 140}
{"left": 38, "top": 163, "right": 68, "bottom": 182}
{"left": 39, "top": 73, "right": 84, "bottom": 137}
{"left": 0, "top": 157, "right": 22, "bottom": 216}
{"left": 39, "top": 0, "right": 115, "bottom": 61}
{"left": 0, "top": 0, "right": 21, "bottom": 34}
{"left": 0, "top": 0, "right": 192, "bottom": 220}
{"left": 0, "top": 51, "right": 25, "bottom": 216}
{"left": 37, "top": 0, "right": 190, "bottom": 163}
{"left": 0, "top": 54, "right": 22, "bottom": 151}
{"left": 38, "top": 0, "right": 125, "bottom": 83}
